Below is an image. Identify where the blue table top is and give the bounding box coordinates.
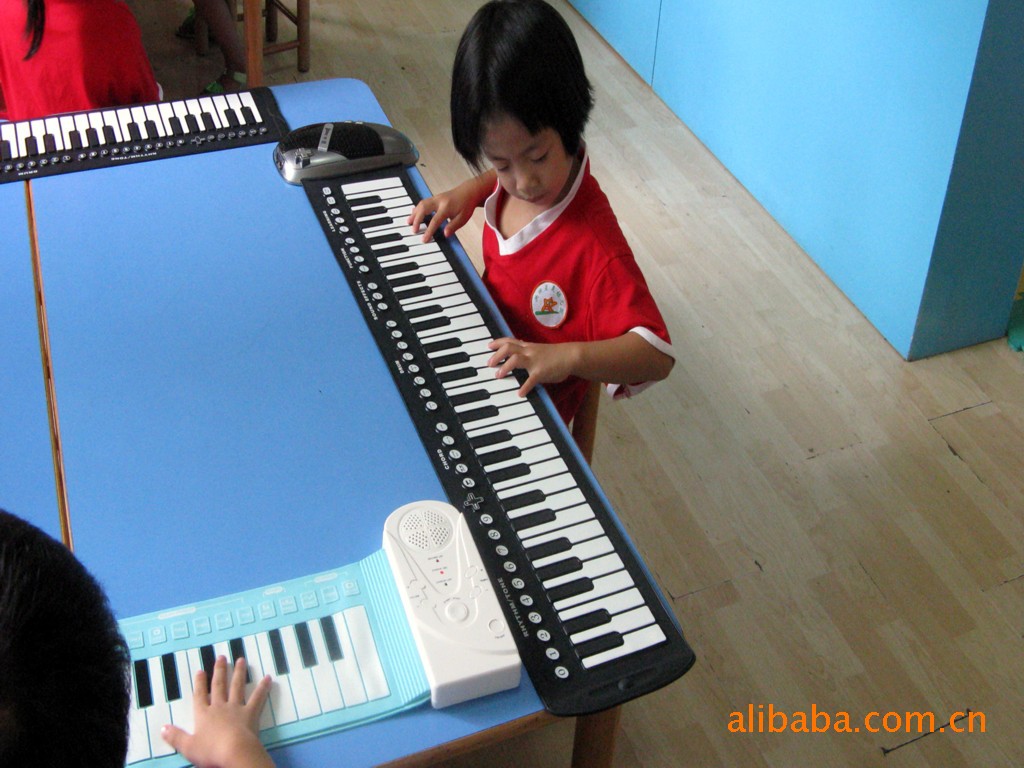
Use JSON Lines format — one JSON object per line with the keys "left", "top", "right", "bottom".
{"left": 0, "top": 180, "right": 62, "bottom": 540}
{"left": 27, "top": 79, "right": 544, "bottom": 767}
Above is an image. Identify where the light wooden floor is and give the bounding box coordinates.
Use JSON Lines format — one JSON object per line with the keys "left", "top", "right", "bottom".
{"left": 133, "top": 2, "right": 1024, "bottom": 765}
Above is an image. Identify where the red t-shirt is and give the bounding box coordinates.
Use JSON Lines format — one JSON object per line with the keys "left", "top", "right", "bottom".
{"left": 0, "top": 0, "right": 158, "bottom": 121}
{"left": 482, "top": 153, "right": 673, "bottom": 424}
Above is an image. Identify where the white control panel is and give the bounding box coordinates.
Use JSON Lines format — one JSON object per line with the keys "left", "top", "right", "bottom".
{"left": 383, "top": 500, "right": 522, "bottom": 708}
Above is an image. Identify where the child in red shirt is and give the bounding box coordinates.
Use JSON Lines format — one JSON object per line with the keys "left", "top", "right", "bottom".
{"left": 408, "top": 0, "right": 673, "bottom": 425}
{"left": 0, "top": 0, "right": 159, "bottom": 121}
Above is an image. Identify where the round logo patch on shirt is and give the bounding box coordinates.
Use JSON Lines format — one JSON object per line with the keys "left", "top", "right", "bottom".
{"left": 531, "top": 281, "right": 567, "bottom": 328}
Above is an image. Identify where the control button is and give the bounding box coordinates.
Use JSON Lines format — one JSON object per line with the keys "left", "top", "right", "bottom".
{"left": 125, "top": 631, "right": 145, "bottom": 650}
{"left": 555, "top": 666, "right": 570, "bottom": 679}
{"left": 257, "top": 602, "right": 275, "bottom": 620}
{"left": 462, "top": 478, "right": 476, "bottom": 488}
{"left": 436, "top": 422, "right": 449, "bottom": 433}
{"left": 444, "top": 601, "right": 470, "bottom": 622}
{"left": 442, "top": 435, "right": 455, "bottom": 446}
{"left": 487, "top": 529, "right": 500, "bottom": 540}
{"left": 170, "top": 621, "right": 190, "bottom": 640}
{"left": 194, "top": 616, "right": 214, "bottom": 634}
{"left": 537, "top": 629, "right": 551, "bottom": 642}
{"left": 511, "top": 578, "right": 525, "bottom": 589}
{"left": 300, "top": 591, "right": 319, "bottom": 610}
{"left": 279, "top": 596, "right": 298, "bottom": 614}
{"left": 425, "top": 401, "right": 438, "bottom": 411}
{"left": 528, "top": 611, "right": 542, "bottom": 624}
{"left": 342, "top": 579, "right": 360, "bottom": 596}
{"left": 546, "top": 647, "right": 561, "bottom": 660}
{"left": 480, "top": 514, "right": 493, "bottom": 524}
{"left": 449, "top": 449, "right": 462, "bottom": 460}
{"left": 455, "top": 463, "right": 468, "bottom": 473}
{"left": 495, "top": 545, "right": 509, "bottom": 556}
{"left": 321, "top": 585, "right": 340, "bottom": 603}
{"left": 519, "top": 594, "right": 533, "bottom": 606}
{"left": 503, "top": 561, "right": 517, "bottom": 573}
{"left": 236, "top": 607, "right": 255, "bottom": 625}
{"left": 214, "top": 611, "right": 233, "bottom": 630}
{"left": 488, "top": 618, "right": 506, "bottom": 635}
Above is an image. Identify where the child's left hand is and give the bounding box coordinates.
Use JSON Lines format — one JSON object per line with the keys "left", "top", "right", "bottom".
{"left": 487, "top": 337, "right": 578, "bottom": 397}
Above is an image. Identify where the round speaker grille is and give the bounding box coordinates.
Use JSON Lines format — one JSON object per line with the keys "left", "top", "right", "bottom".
{"left": 398, "top": 507, "right": 453, "bottom": 552}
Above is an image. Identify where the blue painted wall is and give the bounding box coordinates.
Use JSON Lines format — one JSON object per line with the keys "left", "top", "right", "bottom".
{"left": 571, "top": 0, "right": 661, "bottom": 83}
{"left": 570, "top": 0, "right": 1024, "bottom": 359}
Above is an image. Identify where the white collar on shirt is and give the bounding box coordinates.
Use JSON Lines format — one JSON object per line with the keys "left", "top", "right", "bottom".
{"left": 484, "top": 144, "right": 589, "bottom": 256}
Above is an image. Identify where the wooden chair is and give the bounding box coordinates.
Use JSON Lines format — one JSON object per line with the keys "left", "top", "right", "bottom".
{"left": 195, "top": 0, "right": 310, "bottom": 86}
{"left": 570, "top": 380, "right": 602, "bottom": 465}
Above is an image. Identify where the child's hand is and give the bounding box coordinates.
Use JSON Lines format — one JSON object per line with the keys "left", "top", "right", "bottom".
{"left": 408, "top": 171, "right": 495, "bottom": 242}
{"left": 488, "top": 337, "right": 578, "bottom": 397}
{"left": 161, "top": 656, "right": 275, "bottom": 768}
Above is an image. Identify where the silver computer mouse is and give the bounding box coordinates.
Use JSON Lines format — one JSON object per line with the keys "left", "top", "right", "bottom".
{"left": 273, "top": 121, "right": 419, "bottom": 184}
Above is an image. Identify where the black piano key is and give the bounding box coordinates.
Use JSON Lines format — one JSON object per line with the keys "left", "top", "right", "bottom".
{"left": 268, "top": 628, "right": 289, "bottom": 675}
{"left": 200, "top": 112, "right": 216, "bottom": 131}
{"left": 525, "top": 536, "right": 572, "bottom": 561}
{"left": 422, "top": 337, "right": 461, "bottom": 355}
{"left": 200, "top": 644, "right": 217, "bottom": 680}
{"left": 320, "top": 616, "right": 344, "bottom": 661}
{"left": 564, "top": 609, "right": 612, "bottom": 637}
{"left": 394, "top": 284, "right": 432, "bottom": 301}
{"left": 353, "top": 205, "right": 389, "bottom": 219}
{"left": 575, "top": 631, "right": 625, "bottom": 659}
{"left": 0, "top": 140, "right": 12, "bottom": 160}
{"left": 405, "top": 303, "right": 443, "bottom": 320}
{"left": 479, "top": 445, "right": 522, "bottom": 466}
{"left": 223, "top": 109, "right": 239, "bottom": 128}
{"left": 350, "top": 194, "right": 382, "bottom": 205}
{"left": 228, "top": 637, "right": 251, "bottom": 682}
{"left": 128, "top": 122, "right": 142, "bottom": 142}
{"left": 373, "top": 244, "right": 409, "bottom": 258}
{"left": 43, "top": 133, "right": 57, "bottom": 153}
{"left": 294, "top": 623, "right": 318, "bottom": 669}
{"left": 382, "top": 260, "right": 418, "bottom": 276}
{"left": 185, "top": 114, "right": 201, "bottom": 133}
{"left": 359, "top": 215, "right": 395, "bottom": 229}
{"left": 68, "top": 131, "right": 83, "bottom": 149}
{"left": 133, "top": 659, "right": 154, "bottom": 708}
{"left": 102, "top": 125, "right": 117, "bottom": 143}
{"left": 460, "top": 405, "right": 501, "bottom": 424}
{"left": 85, "top": 127, "right": 100, "bottom": 146}
{"left": 431, "top": 351, "right": 471, "bottom": 369}
{"left": 161, "top": 653, "right": 181, "bottom": 701}
{"left": 437, "top": 367, "right": 477, "bottom": 384}
{"left": 389, "top": 273, "right": 426, "bottom": 289}
{"left": 501, "top": 489, "right": 547, "bottom": 511}
{"left": 168, "top": 116, "right": 183, "bottom": 136}
{"left": 24, "top": 136, "right": 39, "bottom": 156}
{"left": 487, "top": 462, "right": 532, "bottom": 485}
{"left": 469, "top": 428, "right": 514, "bottom": 451}
{"left": 536, "top": 556, "right": 582, "bottom": 582}
{"left": 449, "top": 388, "right": 490, "bottom": 407}
{"left": 366, "top": 231, "right": 403, "bottom": 245}
{"left": 411, "top": 315, "right": 451, "bottom": 332}
{"left": 144, "top": 120, "right": 159, "bottom": 139}
{"left": 240, "top": 106, "right": 256, "bottom": 124}
{"left": 547, "top": 576, "right": 594, "bottom": 603}
{"left": 510, "top": 507, "right": 557, "bottom": 532}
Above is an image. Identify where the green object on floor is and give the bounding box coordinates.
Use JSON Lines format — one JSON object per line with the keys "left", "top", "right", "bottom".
{"left": 1008, "top": 294, "right": 1024, "bottom": 352}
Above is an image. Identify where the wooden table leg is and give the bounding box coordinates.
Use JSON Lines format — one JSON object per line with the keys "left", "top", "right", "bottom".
{"left": 243, "top": 0, "right": 264, "bottom": 86}
{"left": 571, "top": 706, "right": 621, "bottom": 768}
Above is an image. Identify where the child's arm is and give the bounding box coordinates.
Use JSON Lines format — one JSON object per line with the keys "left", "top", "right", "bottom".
{"left": 161, "top": 656, "right": 275, "bottom": 768}
{"left": 487, "top": 333, "right": 674, "bottom": 398}
{"left": 407, "top": 168, "right": 496, "bottom": 242}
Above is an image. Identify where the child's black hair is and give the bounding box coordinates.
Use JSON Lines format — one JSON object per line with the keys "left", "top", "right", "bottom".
{"left": 450, "top": 0, "right": 594, "bottom": 169}
{"left": 23, "top": 0, "right": 45, "bottom": 59}
{"left": 0, "top": 509, "right": 131, "bottom": 767}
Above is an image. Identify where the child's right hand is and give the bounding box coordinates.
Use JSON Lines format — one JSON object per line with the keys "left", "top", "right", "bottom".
{"left": 161, "top": 656, "right": 275, "bottom": 768}
{"left": 408, "top": 170, "right": 496, "bottom": 242}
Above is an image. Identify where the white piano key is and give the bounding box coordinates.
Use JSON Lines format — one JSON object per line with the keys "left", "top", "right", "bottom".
{"left": 553, "top": 569, "right": 635, "bottom": 611}
{"left": 15, "top": 121, "right": 31, "bottom": 155}
{"left": 72, "top": 113, "right": 91, "bottom": 145}
{"left": 279, "top": 624, "right": 321, "bottom": 719}
{"left": 418, "top": 321, "right": 492, "bottom": 351}
{"left": 533, "top": 536, "right": 615, "bottom": 572}
{"left": 348, "top": 185, "right": 409, "bottom": 204}
{"left": 504, "top": 485, "right": 586, "bottom": 518}
{"left": 169, "top": 650, "right": 194, "bottom": 734}
{"left": 172, "top": 100, "right": 191, "bottom": 133}
{"left": 438, "top": 362, "right": 509, "bottom": 392}
{"left": 117, "top": 108, "right": 134, "bottom": 142}
{"left": 129, "top": 107, "right": 148, "bottom": 139}
{"left": 543, "top": 552, "right": 623, "bottom": 589}
{"left": 210, "top": 94, "right": 232, "bottom": 129}
{"left": 87, "top": 111, "right": 106, "bottom": 144}
{"left": 239, "top": 90, "right": 263, "bottom": 122}
{"left": 146, "top": 656, "right": 175, "bottom": 757}
{"left": 197, "top": 96, "right": 222, "bottom": 129}
{"left": 144, "top": 104, "right": 166, "bottom": 137}
{"left": 353, "top": 193, "right": 412, "bottom": 213}
{"left": 433, "top": 349, "right": 491, "bottom": 376}
{"left": 344, "top": 606, "right": 390, "bottom": 701}
{"left": 1, "top": 123, "right": 17, "bottom": 157}
{"left": 185, "top": 98, "right": 205, "bottom": 130}
{"left": 342, "top": 175, "right": 404, "bottom": 195}
{"left": 463, "top": 395, "right": 541, "bottom": 427}
{"left": 367, "top": 230, "right": 434, "bottom": 250}
{"left": 242, "top": 635, "right": 275, "bottom": 732}
{"left": 558, "top": 585, "right": 645, "bottom": 622}
{"left": 158, "top": 102, "right": 177, "bottom": 135}
{"left": 307, "top": 619, "right": 345, "bottom": 712}
{"left": 570, "top": 606, "right": 657, "bottom": 645}
{"left": 256, "top": 632, "right": 298, "bottom": 725}
{"left": 524, "top": 518, "right": 606, "bottom": 551}
{"left": 378, "top": 250, "right": 447, "bottom": 271}
{"left": 371, "top": 241, "right": 441, "bottom": 262}
{"left": 44, "top": 116, "right": 63, "bottom": 151}
{"left": 330, "top": 613, "right": 368, "bottom": 706}
{"left": 386, "top": 260, "right": 452, "bottom": 282}
{"left": 102, "top": 110, "right": 123, "bottom": 143}
{"left": 405, "top": 291, "right": 476, "bottom": 314}
{"left": 581, "top": 623, "right": 666, "bottom": 669}
{"left": 29, "top": 119, "right": 46, "bottom": 151}
{"left": 126, "top": 667, "right": 151, "bottom": 764}
{"left": 225, "top": 92, "right": 246, "bottom": 125}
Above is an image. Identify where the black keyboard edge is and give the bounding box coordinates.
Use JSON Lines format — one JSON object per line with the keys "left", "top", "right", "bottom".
{"left": 301, "top": 168, "right": 696, "bottom": 716}
{"left": 0, "top": 87, "right": 289, "bottom": 185}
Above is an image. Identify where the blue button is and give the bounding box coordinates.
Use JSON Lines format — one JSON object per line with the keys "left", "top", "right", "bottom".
{"left": 237, "top": 606, "right": 255, "bottom": 625}
{"left": 321, "top": 585, "right": 340, "bottom": 603}
{"left": 170, "top": 622, "right": 190, "bottom": 640}
{"left": 149, "top": 626, "right": 167, "bottom": 644}
{"left": 300, "top": 591, "right": 319, "bottom": 610}
{"left": 194, "top": 616, "right": 212, "bottom": 635}
{"left": 258, "top": 601, "right": 276, "bottom": 620}
{"left": 279, "top": 596, "right": 298, "bottom": 614}
{"left": 214, "top": 612, "right": 233, "bottom": 631}
{"left": 342, "top": 579, "right": 360, "bottom": 596}
{"left": 125, "top": 631, "right": 145, "bottom": 650}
